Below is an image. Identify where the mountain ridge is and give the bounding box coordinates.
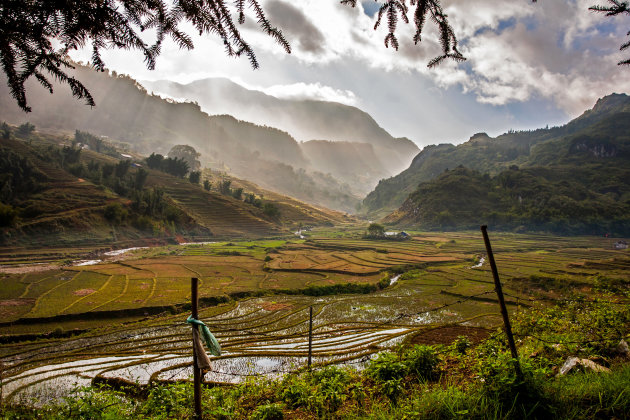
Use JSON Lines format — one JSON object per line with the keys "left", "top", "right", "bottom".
{"left": 377, "top": 93, "right": 630, "bottom": 235}
{"left": 363, "top": 93, "right": 630, "bottom": 218}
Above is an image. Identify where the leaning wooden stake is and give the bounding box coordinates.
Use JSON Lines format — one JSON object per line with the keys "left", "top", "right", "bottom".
{"left": 308, "top": 306, "right": 313, "bottom": 370}
{"left": 480, "top": 226, "right": 521, "bottom": 374}
{"left": 191, "top": 277, "right": 202, "bottom": 420}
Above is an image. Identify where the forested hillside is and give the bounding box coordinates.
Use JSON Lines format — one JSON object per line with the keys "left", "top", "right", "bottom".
{"left": 0, "top": 127, "right": 348, "bottom": 246}
{"left": 363, "top": 94, "right": 630, "bottom": 217}
{"left": 378, "top": 94, "right": 630, "bottom": 235}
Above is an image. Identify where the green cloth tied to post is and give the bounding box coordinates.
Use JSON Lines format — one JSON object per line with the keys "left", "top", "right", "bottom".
{"left": 186, "top": 315, "right": 221, "bottom": 356}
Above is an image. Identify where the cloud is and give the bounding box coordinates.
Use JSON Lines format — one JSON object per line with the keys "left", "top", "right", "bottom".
{"left": 248, "top": 0, "right": 630, "bottom": 117}
{"left": 66, "top": 0, "right": 630, "bottom": 145}
{"left": 456, "top": 2, "right": 630, "bottom": 115}
{"left": 261, "top": 82, "right": 358, "bottom": 105}
{"left": 264, "top": 0, "right": 326, "bottom": 54}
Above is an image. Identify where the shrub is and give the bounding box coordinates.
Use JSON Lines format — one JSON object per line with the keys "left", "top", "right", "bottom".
{"left": 477, "top": 354, "right": 548, "bottom": 417}
{"left": 263, "top": 203, "right": 280, "bottom": 218}
{"left": 279, "top": 376, "right": 310, "bottom": 409}
{"left": 405, "top": 345, "right": 438, "bottom": 381}
{"left": 61, "top": 385, "right": 138, "bottom": 419}
{"left": 143, "top": 383, "right": 192, "bottom": 418}
{"left": 133, "top": 215, "right": 153, "bottom": 231}
{"left": 366, "top": 352, "right": 407, "bottom": 383}
{"left": 250, "top": 403, "right": 284, "bottom": 420}
{"left": 455, "top": 335, "right": 471, "bottom": 354}
{"left": 103, "top": 203, "right": 127, "bottom": 224}
{"left": 280, "top": 366, "right": 350, "bottom": 415}
{"left": 0, "top": 203, "right": 18, "bottom": 226}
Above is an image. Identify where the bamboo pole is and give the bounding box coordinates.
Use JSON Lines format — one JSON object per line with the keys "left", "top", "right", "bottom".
{"left": 308, "top": 306, "right": 313, "bottom": 370}
{"left": 480, "top": 226, "right": 521, "bottom": 374}
{"left": 191, "top": 277, "right": 202, "bottom": 420}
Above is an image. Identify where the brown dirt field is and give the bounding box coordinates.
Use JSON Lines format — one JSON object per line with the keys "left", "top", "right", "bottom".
{"left": 0, "top": 299, "right": 30, "bottom": 306}
{"left": 0, "top": 264, "right": 58, "bottom": 274}
{"left": 260, "top": 302, "right": 292, "bottom": 311}
{"left": 73, "top": 289, "right": 97, "bottom": 296}
{"left": 409, "top": 326, "right": 491, "bottom": 346}
{"left": 0, "top": 298, "right": 33, "bottom": 318}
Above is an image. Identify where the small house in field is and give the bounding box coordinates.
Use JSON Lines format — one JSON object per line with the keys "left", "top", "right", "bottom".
{"left": 382, "top": 231, "right": 410, "bottom": 240}
{"left": 614, "top": 240, "right": 628, "bottom": 249}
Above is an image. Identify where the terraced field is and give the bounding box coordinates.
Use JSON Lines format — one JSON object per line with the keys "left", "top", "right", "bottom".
{"left": 0, "top": 231, "right": 627, "bottom": 404}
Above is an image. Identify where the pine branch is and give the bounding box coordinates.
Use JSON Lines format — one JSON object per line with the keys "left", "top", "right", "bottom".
{"left": 0, "top": 0, "right": 291, "bottom": 112}
{"left": 590, "top": 0, "right": 630, "bottom": 65}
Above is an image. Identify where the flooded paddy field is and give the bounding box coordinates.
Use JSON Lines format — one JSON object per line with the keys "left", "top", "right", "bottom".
{"left": 0, "top": 231, "right": 627, "bottom": 404}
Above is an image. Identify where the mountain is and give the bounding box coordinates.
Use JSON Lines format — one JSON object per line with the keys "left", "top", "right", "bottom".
{"left": 0, "top": 128, "right": 350, "bottom": 247}
{"left": 363, "top": 93, "right": 630, "bottom": 218}
{"left": 0, "top": 65, "right": 362, "bottom": 213}
{"left": 378, "top": 93, "right": 630, "bottom": 235}
{"left": 142, "top": 78, "right": 419, "bottom": 180}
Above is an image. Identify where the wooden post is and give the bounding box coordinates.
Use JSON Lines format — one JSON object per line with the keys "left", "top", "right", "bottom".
{"left": 191, "top": 277, "right": 202, "bottom": 420}
{"left": 480, "top": 226, "right": 521, "bottom": 372}
{"left": 308, "top": 306, "right": 313, "bottom": 370}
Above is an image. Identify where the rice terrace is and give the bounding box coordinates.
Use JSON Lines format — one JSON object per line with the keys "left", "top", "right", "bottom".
{"left": 1, "top": 229, "right": 628, "bottom": 410}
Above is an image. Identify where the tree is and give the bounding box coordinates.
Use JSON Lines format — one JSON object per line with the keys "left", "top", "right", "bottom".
{"left": 1, "top": 0, "right": 290, "bottom": 112}
{"left": 218, "top": 179, "right": 232, "bottom": 195}
{"left": 134, "top": 168, "right": 148, "bottom": 190}
{"left": 1, "top": 123, "right": 11, "bottom": 140}
{"left": 115, "top": 160, "right": 130, "bottom": 178}
{"left": 203, "top": 179, "right": 212, "bottom": 191}
{"left": 367, "top": 223, "right": 385, "bottom": 237}
{"left": 232, "top": 188, "right": 244, "bottom": 200}
{"left": 188, "top": 170, "right": 201, "bottom": 184}
{"left": 145, "top": 153, "right": 165, "bottom": 170}
{"left": 168, "top": 145, "right": 201, "bottom": 172}
{"left": 591, "top": 0, "right": 630, "bottom": 65}
{"left": 162, "top": 157, "right": 189, "bottom": 178}
{"left": 16, "top": 122, "right": 35, "bottom": 137}
{"left": 75, "top": 130, "right": 103, "bottom": 152}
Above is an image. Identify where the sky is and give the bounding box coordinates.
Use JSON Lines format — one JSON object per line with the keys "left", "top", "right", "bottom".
{"left": 70, "top": 0, "right": 630, "bottom": 148}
